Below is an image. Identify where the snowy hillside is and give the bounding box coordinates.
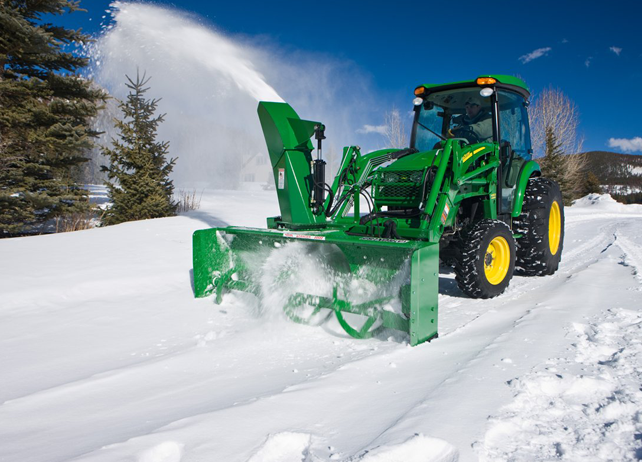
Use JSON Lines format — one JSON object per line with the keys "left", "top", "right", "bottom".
{"left": 1, "top": 192, "right": 641, "bottom": 462}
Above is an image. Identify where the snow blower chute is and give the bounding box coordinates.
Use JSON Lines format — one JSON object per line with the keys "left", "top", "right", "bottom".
{"left": 193, "top": 75, "right": 565, "bottom": 346}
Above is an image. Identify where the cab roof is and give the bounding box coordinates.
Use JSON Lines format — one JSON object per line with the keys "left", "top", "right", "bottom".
{"left": 416, "top": 75, "right": 530, "bottom": 99}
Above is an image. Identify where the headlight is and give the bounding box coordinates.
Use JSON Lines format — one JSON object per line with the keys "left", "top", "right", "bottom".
{"left": 410, "top": 171, "right": 423, "bottom": 182}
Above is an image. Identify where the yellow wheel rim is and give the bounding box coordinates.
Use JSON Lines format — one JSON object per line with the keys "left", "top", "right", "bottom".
{"left": 549, "top": 201, "right": 561, "bottom": 255}
{"left": 484, "top": 236, "right": 510, "bottom": 285}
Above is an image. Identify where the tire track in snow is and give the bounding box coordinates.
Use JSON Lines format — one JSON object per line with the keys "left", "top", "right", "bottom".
{"left": 614, "top": 233, "right": 642, "bottom": 284}
{"left": 437, "top": 219, "right": 617, "bottom": 338}
{"left": 356, "top": 219, "right": 642, "bottom": 461}
{"left": 0, "top": 318, "right": 393, "bottom": 462}
{"left": 319, "top": 214, "right": 642, "bottom": 460}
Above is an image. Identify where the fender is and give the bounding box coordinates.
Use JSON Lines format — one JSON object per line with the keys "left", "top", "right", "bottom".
{"left": 511, "top": 160, "right": 541, "bottom": 217}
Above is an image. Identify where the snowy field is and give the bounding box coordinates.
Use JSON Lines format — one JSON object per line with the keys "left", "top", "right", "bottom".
{"left": 1, "top": 191, "right": 641, "bottom": 462}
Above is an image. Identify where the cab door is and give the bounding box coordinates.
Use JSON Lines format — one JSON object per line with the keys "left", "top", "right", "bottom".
{"left": 497, "top": 90, "right": 532, "bottom": 213}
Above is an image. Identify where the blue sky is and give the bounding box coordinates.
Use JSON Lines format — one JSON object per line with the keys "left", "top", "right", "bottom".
{"left": 68, "top": 0, "right": 641, "bottom": 154}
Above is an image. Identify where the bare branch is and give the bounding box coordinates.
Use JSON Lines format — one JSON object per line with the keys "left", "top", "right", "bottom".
{"left": 384, "top": 108, "right": 408, "bottom": 149}
{"left": 530, "top": 87, "right": 583, "bottom": 157}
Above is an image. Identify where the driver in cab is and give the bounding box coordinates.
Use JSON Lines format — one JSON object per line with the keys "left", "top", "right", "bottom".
{"left": 449, "top": 96, "right": 492, "bottom": 144}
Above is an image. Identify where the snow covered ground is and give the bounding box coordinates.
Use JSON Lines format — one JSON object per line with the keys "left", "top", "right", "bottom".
{"left": 1, "top": 192, "right": 641, "bottom": 462}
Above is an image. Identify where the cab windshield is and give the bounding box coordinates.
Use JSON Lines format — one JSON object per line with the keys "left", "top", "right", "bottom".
{"left": 413, "top": 87, "right": 494, "bottom": 151}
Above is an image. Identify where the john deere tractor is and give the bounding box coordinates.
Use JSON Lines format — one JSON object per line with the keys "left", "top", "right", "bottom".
{"left": 193, "top": 75, "right": 564, "bottom": 346}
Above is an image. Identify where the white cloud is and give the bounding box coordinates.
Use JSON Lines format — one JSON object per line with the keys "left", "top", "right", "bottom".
{"left": 585, "top": 57, "right": 593, "bottom": 67}
{"left": 561, "top": 38, "right": 569, "bottom": 43}
{"left": 608, "top": 137, "right": 642, "bottom": 153}
{"left": 357, "top": 124, "right": 386, "bottom": 135}
{"left": 610, "top": 46, "right": 622, "bottom": 56}
{"left": 518, "top": 47, "right": 552, "bottom": 64}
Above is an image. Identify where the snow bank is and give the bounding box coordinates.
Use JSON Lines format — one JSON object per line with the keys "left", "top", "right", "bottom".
{"left": 571, "top": 193, "right": 642, "bottom": 214}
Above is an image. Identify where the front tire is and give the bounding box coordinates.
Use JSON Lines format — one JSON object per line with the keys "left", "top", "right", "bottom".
{"left": 454, "top": 219, "right": 516, "bottom": 298}
{"left": 514, "top": 177, "right": 564, "bottom": 276}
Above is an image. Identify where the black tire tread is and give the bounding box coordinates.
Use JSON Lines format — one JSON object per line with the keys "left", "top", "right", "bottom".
{"left": 513, "top": 177, "right": 564, "bottom": 276}
{"left": 454, "top": 219, "right": 516, "bottom": 299}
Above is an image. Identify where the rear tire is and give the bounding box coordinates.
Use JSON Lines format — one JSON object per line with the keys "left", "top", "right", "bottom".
{"left": 454, "top": 219, "right": 516, "bottom": 299}
{"left": 514, "top": 177, "right": 564, "bottom": 276}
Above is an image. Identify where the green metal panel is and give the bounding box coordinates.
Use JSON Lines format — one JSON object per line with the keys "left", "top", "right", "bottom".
{"left": 511, "top": 160, "right": 541, "bottom": 217}
{"left": 410, "top": 244, "right": 439, "bottom": 346}
{"left": 193, "top": 228, "right": 233, "bottom": 298}
{"left": 257, "top": 102, "right": 325, "bottom": 226}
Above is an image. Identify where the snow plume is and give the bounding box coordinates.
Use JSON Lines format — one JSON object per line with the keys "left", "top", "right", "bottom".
{"left": 518, "top": 47, "right": 552, "bottom": 64}
{"left": 89, "top": 2, "right": 379, "bottom": 188}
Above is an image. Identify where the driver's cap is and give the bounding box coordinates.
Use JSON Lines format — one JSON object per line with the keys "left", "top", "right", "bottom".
{"left": 464, "top": 96, "right": 482, "bottom": 106}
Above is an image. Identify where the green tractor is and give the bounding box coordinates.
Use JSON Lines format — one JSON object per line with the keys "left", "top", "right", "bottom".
{"left": 193, "top": 75, "right": 564, "bottom": 346}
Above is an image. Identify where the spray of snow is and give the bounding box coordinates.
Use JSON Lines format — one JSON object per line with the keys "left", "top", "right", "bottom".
{"left": 258, "top": 241, "right": 337, "bottom": 323}
{"left": 88, "top": 2, "right": 383, "bottom": 189}
{"left": 89, "top": 2, "right": 282, "bottom": 189}
{"left": 253, "top": 240, "right": 410, "bottom": 333}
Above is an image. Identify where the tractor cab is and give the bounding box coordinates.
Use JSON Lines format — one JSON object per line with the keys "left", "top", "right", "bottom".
{"left": 410, "top": 75, "right": 533, "bottom": 214}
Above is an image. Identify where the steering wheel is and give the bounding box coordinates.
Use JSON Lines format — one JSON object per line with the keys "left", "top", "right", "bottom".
{"left": 450, "top": 126, "right": 479, "bottom": 144}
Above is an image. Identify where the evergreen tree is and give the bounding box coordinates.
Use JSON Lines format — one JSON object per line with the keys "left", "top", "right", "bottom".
{"left": 0, "top": 0, "right": 106, "bottom": 236}
{"left": 539, "top": 126, "right": 574, "bottom": 205}
{"left": 540, "top": 126, "right": 564, "bottom": 180}
{"left": 580, "top": 171, "right": 602, "bottom": 196}
{"left": 101, "top": 72, "right": 177, "bottom": 225}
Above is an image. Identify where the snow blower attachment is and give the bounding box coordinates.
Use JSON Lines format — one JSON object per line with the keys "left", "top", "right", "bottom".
{"left": 193, "top": 75, "right": 565, "bottom": 346}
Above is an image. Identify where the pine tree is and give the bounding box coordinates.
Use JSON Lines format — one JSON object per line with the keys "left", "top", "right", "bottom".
{"left": 539, "top": 126, "right": 573, "bottom": 205}
{"left": 101, "top": 72, "right": 177, "bottom": 225}
{"left": 0, "top": 0, "right": 106, "bottom": 236}
{"left": 580, "top": 171, "right": 602, "bottom": 196}
{"left": 540, "top": 126, "right": 564, "bottom": 180}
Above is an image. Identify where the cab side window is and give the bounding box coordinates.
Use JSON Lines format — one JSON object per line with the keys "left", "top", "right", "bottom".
{"left": 498, "top": 91, "right": 532, "bottom": 187}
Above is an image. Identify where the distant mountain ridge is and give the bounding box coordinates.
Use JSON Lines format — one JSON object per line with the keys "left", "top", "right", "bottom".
{"left": 579, "top": 151, "right": 642, "bottom": 194}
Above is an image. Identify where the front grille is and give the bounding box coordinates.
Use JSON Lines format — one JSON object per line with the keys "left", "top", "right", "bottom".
{"left": 373, "top": 169, "right": 426, "bottom": 207}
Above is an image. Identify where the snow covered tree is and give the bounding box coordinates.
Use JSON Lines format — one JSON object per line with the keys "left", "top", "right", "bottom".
{"left": 0, "top": 0, "right": 106, "bottom": 236}
{"left": 101, "top": 72, "right": 177, "bottom": 225}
